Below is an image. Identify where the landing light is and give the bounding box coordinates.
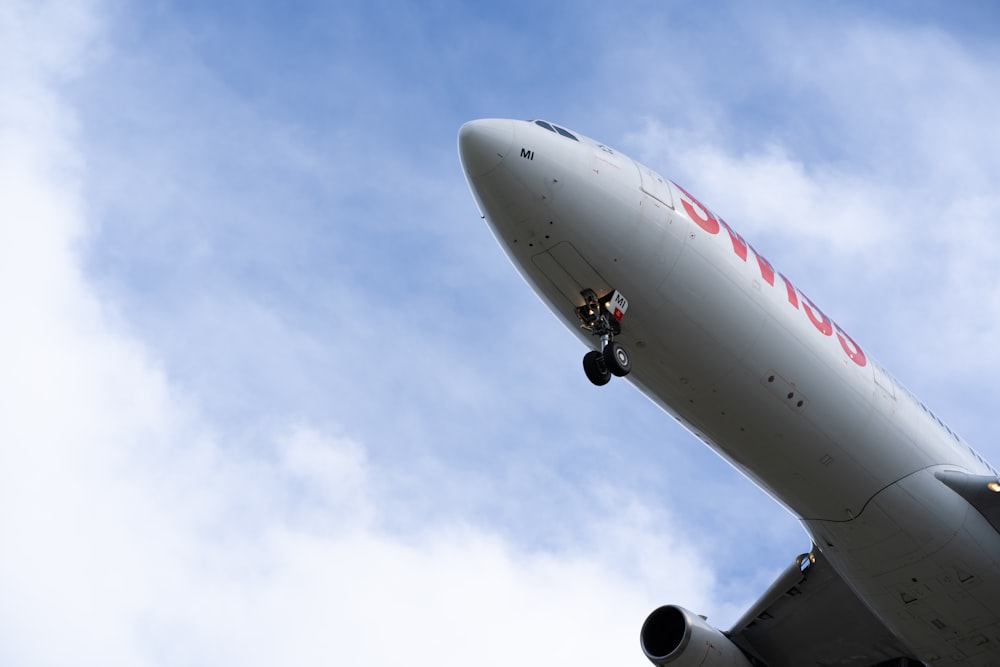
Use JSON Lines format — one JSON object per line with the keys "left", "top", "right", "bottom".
{"left": 797, "top": 552, "right": 816, "bottom": 572}
{"left": 987, "top": 481, "right": 1000, "bottom": 493}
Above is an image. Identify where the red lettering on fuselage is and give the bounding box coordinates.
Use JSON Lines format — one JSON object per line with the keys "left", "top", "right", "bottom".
{"left": 779, "top": 274, "right": 799, "bottom": 309}
{"left": 674, "top": 183, "right": 721, "bottom": 235}
{"left": 672, "top": 179, "right": 867, "bottom": 368}
{"left": 800, "top": 293, "right": 834, "bottom": 336}
{"left": 753, "top": 252, "right": 776, "bottom": 287}
{"left": 719, "top": 218, "right": 748, "bottom": 261}
{"left": 835, "top": 324, "right": 867, "bottom": 367}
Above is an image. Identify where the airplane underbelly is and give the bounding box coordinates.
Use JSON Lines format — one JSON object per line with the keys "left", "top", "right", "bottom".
{"left": 619, "top": 240, "right": 889, "bottom": 520}
{"left": 522, "top": 213, "right": 900, "bottom": 520}
{"left": 808, "top": 469, "right": 1000, "bottom": 665}
{"left": 473, "top": 136, "right": 946, "bottom": 521}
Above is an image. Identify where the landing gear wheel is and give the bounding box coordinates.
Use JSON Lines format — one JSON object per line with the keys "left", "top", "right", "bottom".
{"left": 583, "top": 350, "right": 611, "bottom": 386}
{"left": 603, "top": 341, "right": 631, "bottom": 377}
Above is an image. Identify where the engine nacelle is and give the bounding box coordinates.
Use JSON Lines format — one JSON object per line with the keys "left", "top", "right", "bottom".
{"left": 640, "top": 605, "right": 753, "bottom": 667}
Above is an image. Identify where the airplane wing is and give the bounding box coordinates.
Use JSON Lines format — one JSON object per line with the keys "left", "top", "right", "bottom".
{"left": 936, "top": 470, "right": 1000, "bottom": 533}
{"left": 726, "top": 548, "right": 920, "bottom": 666}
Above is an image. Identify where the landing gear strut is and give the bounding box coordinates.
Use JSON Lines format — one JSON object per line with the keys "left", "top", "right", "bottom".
{"left": 577, "top": 288, "right": 631, "bottom": 386}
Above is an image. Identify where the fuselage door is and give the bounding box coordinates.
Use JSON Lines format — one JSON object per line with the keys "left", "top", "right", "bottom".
{"left": 872, "top": 360, "right": 896, "bottom": 399}
{"left": 638, "top": 162, "right": 674, "bottom": 209}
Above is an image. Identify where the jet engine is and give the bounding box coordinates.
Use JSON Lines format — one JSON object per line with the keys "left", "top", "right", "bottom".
{"left": 640, "top": 605, "right": 754, "bottom": 667}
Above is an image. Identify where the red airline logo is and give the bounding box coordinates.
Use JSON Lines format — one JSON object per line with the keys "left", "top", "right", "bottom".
{"left": 673, "top": 182, "right": 867, "bottom": 368}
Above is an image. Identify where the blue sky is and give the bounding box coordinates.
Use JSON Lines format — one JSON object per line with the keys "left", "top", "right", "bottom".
{"left": 3, "top": 1, "right": 1000, "bottom": 664}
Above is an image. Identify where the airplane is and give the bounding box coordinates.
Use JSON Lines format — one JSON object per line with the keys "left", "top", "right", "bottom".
{"left": 458, "top": 118, "right": 1000, "bottom": 667}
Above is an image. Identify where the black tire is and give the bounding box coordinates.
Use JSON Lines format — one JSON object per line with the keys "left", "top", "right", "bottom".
{"left": 603, "top": 341, "right": 631, "bottom": 377}
{"left": 583, "top": 350, "right": 611, "bottom": 386}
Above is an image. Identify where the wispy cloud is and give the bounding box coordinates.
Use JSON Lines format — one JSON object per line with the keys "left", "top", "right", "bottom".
{"left": 0, "top": 3, "right": 737, "bottom": 664}
{"left": 5, "top": 1, "right": 1000, "bottom": 664}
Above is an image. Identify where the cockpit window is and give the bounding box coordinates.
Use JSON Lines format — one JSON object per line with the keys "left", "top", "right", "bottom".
{"left": 532, "top": 120, "right": 579, "bottom": 142}
{"left": 553, "top": 125, "right": 579, "bottom": 141}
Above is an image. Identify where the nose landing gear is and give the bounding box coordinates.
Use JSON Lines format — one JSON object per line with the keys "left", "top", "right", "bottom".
{"left": 577, "top": 288, "right": 632, "bottom": 387}
{"left": 582, "top": 350, "right": 611, "bottom": 386}
{"left": 604, "top": 340, "right": 631, "bottom": 376}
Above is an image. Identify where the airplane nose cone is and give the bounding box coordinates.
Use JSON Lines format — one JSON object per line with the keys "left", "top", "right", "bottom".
{"left": 458, "top": 119, "right": 514, "bottom": 178}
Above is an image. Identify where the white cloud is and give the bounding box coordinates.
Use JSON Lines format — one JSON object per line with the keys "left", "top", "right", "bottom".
{"left": 632, "top": 128, "right": 899, "bottom": 261}
{"left": 0, "top": 4, "right": 730, "bottom": 665}
{"left": 12, "top": 3, "right": 999, "bottom": 665}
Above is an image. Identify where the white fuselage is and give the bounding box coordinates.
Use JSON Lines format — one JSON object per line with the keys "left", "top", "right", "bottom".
{"left": 460, "top": 118, "right": 1000, "bottom": 665}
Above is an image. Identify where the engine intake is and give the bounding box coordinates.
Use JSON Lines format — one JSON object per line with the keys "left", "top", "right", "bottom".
{"left": 641, "top": 605, "right": 753, "bottom": 667}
